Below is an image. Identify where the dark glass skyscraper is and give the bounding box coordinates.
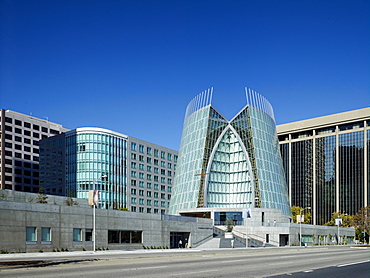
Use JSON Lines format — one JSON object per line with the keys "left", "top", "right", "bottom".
{"left": 277, "top": 108, "right": 369, "bottom": 225}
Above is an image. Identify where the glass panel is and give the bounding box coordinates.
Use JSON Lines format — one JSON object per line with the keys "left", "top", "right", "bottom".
{"left": 41, "top": 227, "right": 51, "bottom": 241}
{"left": 26, "top": 227, "right": 36, "bottom": 241}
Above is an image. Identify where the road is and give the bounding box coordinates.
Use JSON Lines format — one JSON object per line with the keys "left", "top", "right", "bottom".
{"left": 0, "top": 246, "right": 368, "bottom": 277}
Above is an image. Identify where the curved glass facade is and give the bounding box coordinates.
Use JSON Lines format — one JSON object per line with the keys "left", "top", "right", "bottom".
{"left": 169, "top": 88, "right": 291, "bottom": 215}
{"left": 66, "top": 128, "right": 127, "bottom": 209}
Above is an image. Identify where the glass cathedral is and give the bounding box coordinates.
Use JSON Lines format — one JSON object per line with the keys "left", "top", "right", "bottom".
{"left": 169, "top": 88, "right": 291, "bottom": 216}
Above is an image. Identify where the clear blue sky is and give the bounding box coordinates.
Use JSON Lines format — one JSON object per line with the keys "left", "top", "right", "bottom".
{"left": 1, "top": 0, "right": 369, "bottom": 150}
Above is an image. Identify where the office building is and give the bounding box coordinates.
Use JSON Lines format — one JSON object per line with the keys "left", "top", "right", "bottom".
{"left": 169, "top": 88, "right": 291, "bottom": 219}
{"left": 277, "top": 107, "right": 369, "bottom": 225}
{"left": 40, "top": 127, "right": 177, "bottom": 213}
{"left": 0, "top": 109, "right": 69, "bottom": 192}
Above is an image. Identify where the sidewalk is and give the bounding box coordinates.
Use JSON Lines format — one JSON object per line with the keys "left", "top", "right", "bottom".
{"left": 0, "top": 248, "right": 201, "bottom": 260}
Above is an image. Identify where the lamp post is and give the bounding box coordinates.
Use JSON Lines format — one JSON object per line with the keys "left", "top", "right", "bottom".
{"left": 299, "top": 207, "right": 311, "bottom": 246}
{"left": 92, "top": 175, "right": 107, "bottom": 252}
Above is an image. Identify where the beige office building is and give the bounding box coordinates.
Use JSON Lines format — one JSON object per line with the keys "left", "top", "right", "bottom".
{"left": 277, "top": 107, "right": 369, "bottom": 225}
{"left": 0, "top": 109, "right": 69, "bottom": 192}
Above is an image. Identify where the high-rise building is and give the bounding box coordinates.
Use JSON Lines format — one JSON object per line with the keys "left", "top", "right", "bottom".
{"left": 277, "top": 107, "right": 369, "bottom": 225}
{"left": 40, "top": 127, "right": 177, "bottom": 214}
{"left": 169, "top": 88, "right": 291, "bottom": 218}
{"left": 0, "top": 109, "right": 69, "bottom": 192}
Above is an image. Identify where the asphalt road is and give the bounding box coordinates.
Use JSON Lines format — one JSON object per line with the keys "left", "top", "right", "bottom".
{"left": 0, "top": 246, "right": 368, "bottom": 278}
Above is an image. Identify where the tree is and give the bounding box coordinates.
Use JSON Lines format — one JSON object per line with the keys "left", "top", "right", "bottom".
{"left": 225, "top": 219, "right": 234, "bottom": 232}
{"left": 36, "top": 187, "right": 48, "bottom": 204}
{"left": 291, "top": 206, "right": 312, "bottom": 224}
{"left": 323, "top": 211, "right": 353, "bottom": 227}
{"left": 352, "top": 205, "right": 370, "bottom": 242}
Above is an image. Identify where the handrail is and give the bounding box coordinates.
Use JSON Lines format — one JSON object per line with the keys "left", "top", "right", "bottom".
{"left": 191, "top": 235, "right": 214, "bottom": 247}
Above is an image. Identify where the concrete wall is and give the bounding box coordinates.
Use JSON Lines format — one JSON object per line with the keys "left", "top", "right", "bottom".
{"left": 0, "top": 190, "right": 213, "bottom": 253}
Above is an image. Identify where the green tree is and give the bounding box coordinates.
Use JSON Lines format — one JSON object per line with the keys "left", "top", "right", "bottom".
{"left": 36, "top": 187, "right": 48, "bottom": 204}
{"left": 291, "top": 206, "right": 312, "bottom": 224}
{"left": 352, "top": 205, "right": 370, "bottom": 242}
{"left": 323, "top": 211, "right": 353, "bottom": 227}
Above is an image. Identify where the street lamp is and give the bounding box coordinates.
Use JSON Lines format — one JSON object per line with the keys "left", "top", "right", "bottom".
{"left": 91, "top": 174, "right": 107, "bottom": 252}
{"left": 299, "top": 207, "right": 311, "bottom": 246}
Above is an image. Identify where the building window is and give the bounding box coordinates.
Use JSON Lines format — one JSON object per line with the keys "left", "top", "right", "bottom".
{"left": 41, "top": 227, "right": 51, "bottom": 243}
{"left": 15, "top": 128, "right": 22, "bottom": 134}
{"left": 154, "top": 149, "right": 159, "bottom": 157}
{"left": 85, "top": 229, "right": 93, "bottom": 242}
{"left": 15, "top": 119, "right": 22, "bottom": 126}
{"left": 50, "top": 129, "right": 59, "bottom": 135}
{"left": 139, "top": 155, "right": 144, "bottom": 162}
{"left": 26, "top": 227, "right": 37, "bottom": 243}
{"left": 131, "top": 197, "right": 137, "bottom": 204}
{"left": 147, "top": 208, "right": 152, "bottom": 213}
{"left": 139, "top": 207, "right": 144, "bottom": 213}
{"left": 42, "top": 127, "right": 48, "bottom": 133}
{"left": 147, "top": 147, "right": 152, "bottom": 155}
{"left": 108, "top": 230, "right": 142, "bottom": 244}
{"left": 147, "top": 200, "right": 152, "bottom": 206}
{"left": 73, "top": 228, "right": 82, "bottom": 242}
{"left": 131, "top": 153, "right": 136, "bottom": 160}
{"left": 33, "top": 124, "right": 40, "bottom": 130}
{"left": 131, "top": 180, "right": 136, "bottom": 186}
{"left": 147, "top": 157, "right": 152, "bottom": 164}
{"left": 131, "top": 142, "right": 137, "bottom": 151}
{"left": 139, "top": 164, "right": 144, "bottom": 170}
{"left": 167, "top": 153, "right": 172, "bottom": 161}
{"left": 131, "top": 162, "right": 136, "bottom": 169}
{"left": 24, "top": 130, "right": 31, "bottom": 136}
{"left": 24, "top": 122, "right": 31, "bottom": 128}
{"left": 139, "top": 145, "right": 144, "bottom": 153}
{"left": 131, "top": 171, "right": 136, "bottom": 178}
{"left": 131, "top": 206, "right": 137, "bottom": 212}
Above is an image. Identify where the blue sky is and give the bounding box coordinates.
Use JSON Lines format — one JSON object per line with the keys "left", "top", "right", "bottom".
{"left": 1, "top": 0, "right": 369, "bottom": 150}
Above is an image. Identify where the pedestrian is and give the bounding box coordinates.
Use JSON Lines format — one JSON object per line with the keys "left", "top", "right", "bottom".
{"left": 178, "top": 239, "right": 183, "bottom": 248}
{"left": 184, "top": 238, "right": 188, "bottom": 248}
{"left": 231, "top": 239, "right": 234, "bottom": 248}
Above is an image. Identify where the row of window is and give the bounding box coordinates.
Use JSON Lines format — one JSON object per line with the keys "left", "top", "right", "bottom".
{"left": 130, "top": 172, "right": 172, "bottom": 184}
{"left": 130, "top": 190, "right": 171, "bottom": 199}
{"left": 26, "top": 227, "right": 143, "bottom": 244}
{"left": 3, "top": 153, "right": 39, "bottom": 162}
{"left": 130, "top": 207, "right": 166, "bottom": 214}
{"left": 278, "top": 121, "right": 368, "bottom": 141}
{"left": 130, "top": 142, "right": 178, "bottom": 162}
{"left": 3, "top": 167, "right": 39, "bottom": 176}
{"left": 3, "top": 135, "right": 40, "bottom": 146}
{"left": 131, "top": 162, "right": 174, "bottom": 170}
{"left": 2, "top": 160, "right": 39, "bottom": 169}
{"left": 3, "top": 176, "right": 39, "bottom": 185}
{"left": 130, "top": 180, "right": 172, "bottom": 191}
{"left": 4, "top": 125, "right": 57, "bottom": 138}
{"left": 130, "top": 198, "right": 169, "bottom": 207}
{"left": 3, "top": 116, "right": 60, "bottom": 134}
{"left": 3, "top": 144, "right": 39, "bottom": 153}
